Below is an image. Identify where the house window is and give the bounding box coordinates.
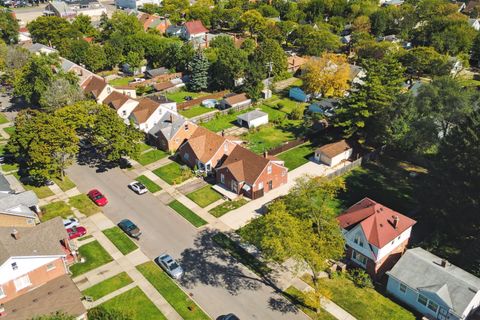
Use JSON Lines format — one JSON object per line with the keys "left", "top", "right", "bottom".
{"left": 351, "top": 250, "right": 367, "bottom": 267}
{"left": 184, "top": 153, "right": 190, "bottom": 161}
{"left": 417, "top": 294, "right": 428, "bottom": 307}
{"left": 224, "top": 143, "right": 228, "bottom": 152}
{"left": 353, "top": 233, "right": 364, "bottom": 247}
{"left": 220, "top": 174, "right": 225, "bottom": 184}
{"left": 399, "top": 283, "right": 407, "bottom": 294}
{"left": 14, "top": 275, "right": 31, "bottom": 291}
{"left": 185, "top": 124, "right": 189, "bottom": 131}
{"left": 231, "top": 181, "right": 238, "bottom": 193}
{"left": 258, "top": 182, "right": 264, "bottom": 190}
{"left": 427, "top": 300, "right": 439, "bottom": 313}
{"left": 267, "top": 165, "right": 272, "bottom": 174}
{"left": 107, "top": 87, "right": 111, "bottom": 94}
{"left": 11, "top": 262, "right": 18, "bottom": 270}
{"left": 127, "top": 92, "right": 131, "bottom": 96}
{"left": 0, "top": 285, "right": 5, "bottom": 298}
{"left": 122, "top": 110, "right": 127, "bottom": 116}
{"left": 46, "top": 262, "right": 56, "bottom": 271}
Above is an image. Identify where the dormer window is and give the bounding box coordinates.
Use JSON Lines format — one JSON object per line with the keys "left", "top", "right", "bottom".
{"left": 11, "top": 262, "right": 18, "bottom": 270}
{"left": 353, "top": 233, "right": 364, "bottom": 247}
{"left": 267, "top": 165, "right": 272, "bottom": 174}
{"left": 106, "top": 87, "right": 111, "bottom": 94}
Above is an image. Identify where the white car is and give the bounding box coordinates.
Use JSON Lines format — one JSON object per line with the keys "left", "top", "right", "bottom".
{"left": 128, "top": 181, "right": 148, "bottom": 195}
{"left": 155, "top": 254, "right": 183, "bottom": 279}
{"left": 63, "top": 217, "right": 79, "bottom": 229}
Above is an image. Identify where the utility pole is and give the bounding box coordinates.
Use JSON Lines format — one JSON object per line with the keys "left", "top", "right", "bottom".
{"left": 263, "top": 61, "right": 273, "bottom": 99}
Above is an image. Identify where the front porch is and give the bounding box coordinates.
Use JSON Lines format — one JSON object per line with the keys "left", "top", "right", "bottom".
{"left": 212, "top": 184, "right": 239, "bottom": 200}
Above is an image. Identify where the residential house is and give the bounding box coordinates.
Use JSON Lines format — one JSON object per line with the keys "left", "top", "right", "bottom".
{"left": 115, "top": 0, "right": 160, "bottom": 10}
{"left": 129, "top": 97, "right": 177, "bottom": 133}
{"left": 166, "top": 25, "right": 183, "bottom": 38}
{"left": 219, "top": 93, "right": 252, "bottom": 110}
{"left": 337, "top": 198, "right": 417, "bottom": 280}
{"left": 382, "top": 0, "right": 405, "bottom": 6}
{"left": 26, "top": 43, "right": 57, "bottom": 56}
{"left": 147, "top": 16, "right": 170, "bottom": 34}
{"left": 463, "top": 0, "right": 480, "bottom": 14}
{"left": 82, "top": 76, "right": 136, "bottom": 103}
{"left": 469, "top": 18, "right": 480, "bottom": 30}
{"left": 148, "top": 114, "right": 197, "bottom": 152}
{"left": 177, "top": 127, "right": 238, "bottom": 173}
{"left": 60, "top": 58, "right": 94, "bottom": 87}
{"left": 349, "top": 64, "right": 366, "bottom": 85}
{"left": 308, "top": 98, "right": 340, "bottom": 116}
{"left": 181, "top": 20, "right": 208, "bottom": 41}
{"left": 287, "top": 55, "right": 308, "bottom": 73}
{"left": 237, "top": 110, "right": 268, "bottom": 128}
{"left": 44, "top": 1, "right": 76, "bottom": 18}
{"left": 0, "top": 175, "right": 12, "bottom": 194}
{"left": 289, "top": 87, "right": 310, "bottom": 102}
{"left": 387, "top": 247, "right": 480, "bottom": 320}
{"left": 0, "top": 190, "right": 40, "bottom": 228}
{"left": 44, "top": 0, "right": 106, "bottom": 19}
{"left": 145, "top": 67, "right": 169, "bottom": 79}
{"left": 102, "top": 91, "right": 139, "bottom": 121}
{"left": 314, "top": 140, "right": 352, "bottom": 167}
{"left": 215, "top": 146, "right": 288, "bottom": 199}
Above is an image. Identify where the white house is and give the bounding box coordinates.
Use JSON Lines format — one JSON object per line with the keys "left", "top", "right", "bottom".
{"left": 314, "top": 140, "right": 353, "bottom": 167}
{"left": 469, "top": 18, "right": 480, "bottom": 31}
{"left": 102, "top": 91, "right": 139, "bottom": 121}
{"left": 237, "top": 110, "right": 268, "bottom": 128}
{"left": 387, "top": 248, "right": 480, "bottom": 320}
{"left": 82, "top": 76, "right": 136, "bottom": 104}
{"left": 181, "top": 20, "right": 208, "bottom": 41}
{"left": 129, "top": 97, "right": 177, "bottom": 132}
{"left": 337, "top": 198, "right": 417, "bottom": 280}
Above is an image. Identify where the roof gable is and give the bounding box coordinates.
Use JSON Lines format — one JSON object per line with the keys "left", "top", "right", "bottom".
{"left": 185, "top": 20, "right": 208, "bottom": 35}
{"left": 103, "top": 91, "right": 130, "bottom": 110}
{"left": 218, "top": 145, "right": 271, "bottom": 185}
{"left": 82, "top": 76, "right": 107, "bottom": 98}
{"left": 180, "top": 127, "right": 227, "bottom": 163}
{"left": 131, "top": 98, "right": 161, "bottom": 124}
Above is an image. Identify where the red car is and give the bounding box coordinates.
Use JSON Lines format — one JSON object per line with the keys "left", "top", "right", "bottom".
{"left": 66, "top": 226, "right": 87, "bottom": 240}
{"left": 88, "top": 189, "right": 108, "bottom": 206}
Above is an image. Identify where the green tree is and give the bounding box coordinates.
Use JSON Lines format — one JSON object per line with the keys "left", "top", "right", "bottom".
{"left": 252, "top": 39, "right": 287, "bottom": 79}
{"left": 292, "top": 25, "right": 341, "bottom": 56}
{"left": 398, "top": 46, "right": 452, "bottom": 77}
{"left": 470, "top": 32, "right": 480, "bottom": 67}
{"left": 72, "top": 14, "right": 98, "bottom": 37}
{"left": 242, "top": 60, "right": 265, "bottom": 100}
{"left": 162, "top": 0, "right": 190, "bottom": 23}
{"left": 239, "top": 10, "right": 267, "bottom": 37}
{"left": 103, "top": 41, "right": 124, "bottom": 69}
{"left": 370, "top": 9, "right": 389, "bottom": 36}
{"left": 40, "top": 77, "right": 85, "bottom": 112}
{"left": 0, "top": 9, "right": 19, "bottom": 44}
{"left": 84, "top": 44, "right": 107, "bottom": 72}
{"left": 28, "top": 16, "right": 80, "bottom": 48}
{"left": 208, "top": 37, "right": 248, "bottom": 90}
{"left": 187, "top": 50, "right": 210, "bottom": 92}
{"left": 110, "top": 11, "right": 142, "bottom": 36}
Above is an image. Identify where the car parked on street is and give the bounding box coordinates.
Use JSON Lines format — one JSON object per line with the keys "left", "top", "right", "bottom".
{"left": 118, "top": 219, "right": 142, "bottom": 239}
{"left": 88, "top": 189, "right": 108, "bottom": 206}
{"left": 66, "top": 226, "right": 87, "bottom": 239}
{"left": 155, "top": 254, "right": 183, "bottom": 279}
{"left": 128, "top": 181, "right": 147, "bottom": 194}
{"left": 63, "top": 217, "right": 79, "bottom": 229}
{"left": 217, "top": 314, "right": 240, "bottom": 320}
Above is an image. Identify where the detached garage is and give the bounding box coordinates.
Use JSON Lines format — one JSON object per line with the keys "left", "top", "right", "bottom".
{"left": 314, "top": 140, "right": 352, "bottom": 167}
{"left": 237, "top": 110, "right": 268, "bottom": 128}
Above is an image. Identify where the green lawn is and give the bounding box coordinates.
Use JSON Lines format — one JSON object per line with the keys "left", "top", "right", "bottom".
{"left": 99, "top": 286, "right": 167, "bottom": 320}
{"left": 277, "top": 143, "right": 315, "bottom": 170}
{"left": 137, "top": 262, "right": 210, "bottom": 320}
{"left": 82, "top": 272, "right": 133, "bottom": 301}
{"left": 1, "top": 163, "right": 18, "bottom": 172}
{"left": 0, "top": 113, "right": 9, "bottom": 124}
{"left": 11, "top": 172, "right": 55, "bottom": 199}
{"left": 179, "top": 105, "right": 213, "bottom": 118}
{"left": 166, "top": 90, "right": 205, "bottom": 103}
{"left": 69, "top": 194, "right": 100, "bottom": 216}
{"left": 3, "top": 126, "right": 15, "bottom": 136}
{"left": 70, "top": 240, "right": 113, "bottom": 277}
{"left": 209, "top": 198, "right": 248, "bottom": 218}
{"left": 134, "top": 149, "right": 168, "bottom": 166}
{"left": 138, "top": 142, "right": 152, "bottom": 153}
{"left": 212, "top": 232, "right": 272, "bottom": 276}
{"left": 264, "top": 96, "right": 308, "bottom": 114}
{"left": 40, "top": 201, "right": 74, "bottom": 222}
{"left": 53, "top": 176, "right": 76, "bottom": 192}
{"left": 284, "top": 286, "right": 336, "bottom": 320}
{"left": 108, "top": 76, "right": 135, "bottom": 87}
{"left": 302, "top": 275, "right": 416, "bottom": 320}
{"left": 242, "top": 124, "right": 298, "bottom": 154}
{"left": 186, "top": 185, "right": 222, "bottom": 208}
{"left": 168, "top": 200, "right": 207, "bottom": 227}
{"left": 136, "top": 175, "right": 162, "bottom": 193}
{"left": 200, "top": 108, "right": 253, "bottom": 132}
{"left": 103, "top": 227, "right": 138, "bottom": 255}
{"left": 153, "top": 162, "right": 193, "bottom": 185}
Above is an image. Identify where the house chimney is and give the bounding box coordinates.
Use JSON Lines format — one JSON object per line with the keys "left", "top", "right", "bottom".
{"left": 392, "top": 215, "right": 399, "bottom": 229}
{"left": 169, "top": 113, "right": 173, "bottom": 123}
{"left": 263, "top": 150, "right": 268, "bottom": 158}
{"left": 441, "top": 259, "right": 448, "bottom": 268}
{"left": 221, "top": 130, "right": 225, "bottom": 137}
{"left": 11, "top": 229, "right": 20, "bottom": 240}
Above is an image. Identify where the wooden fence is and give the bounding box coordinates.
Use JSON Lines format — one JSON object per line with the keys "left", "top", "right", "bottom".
{"left": 268, "top": 137, "right": 309, "bottom": 156}
{"left": 177, "top": 91, "right": 229, "bottom": 110}
{"left": 191, "top": 103, "right": 252, "bottom": 123}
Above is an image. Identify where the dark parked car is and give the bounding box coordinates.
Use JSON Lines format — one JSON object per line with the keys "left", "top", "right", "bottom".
{"left": 184, "top": 96, "right": 193, "bottom": 101}
{"left": 118, "top": 219, "right": 142, "bottom": 239}
{"left": 217, "top": 314, "right": 240, "bottom": 320}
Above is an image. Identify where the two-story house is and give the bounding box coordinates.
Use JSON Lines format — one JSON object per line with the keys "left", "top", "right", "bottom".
{"left": 387, "top": 248, "right": 480, "bottom": 320}
{"left": 129, "top": 97, "right": 178, "bottom": 133}
{"left": 148, "top": 113, "right": 197, "bottom": 153}
{"left": 82, "top": 76, "right": 136, "bottom": 104}
{"left": 0, "top": 190, "right": 40, "bottom": 228}
{"left": 181, "top": 20, "right": 208, "bottom": 41}
{"left": 102, "top": 91, "right": 139, "bottom": 122}
{"left": 0, "top": 217, "right": 85, "bottom": 319}
{"left": 337, "top": 198, "right": 417, "bottom": 280}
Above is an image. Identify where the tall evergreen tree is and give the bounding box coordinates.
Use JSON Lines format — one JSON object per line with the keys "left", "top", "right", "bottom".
{"left": 187, "top": 50, "right": 209, "bottom": 92}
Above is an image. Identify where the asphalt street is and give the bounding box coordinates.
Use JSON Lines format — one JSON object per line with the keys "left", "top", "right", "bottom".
{"left": 67, "top": 163, "right": 307, "bottom": 320}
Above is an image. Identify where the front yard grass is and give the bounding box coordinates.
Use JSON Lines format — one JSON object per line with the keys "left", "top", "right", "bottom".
{"left": 69, "top": 194, "right": 100, "bottom": 216}
{"left": 12, "top": 172, "right": 55, "bottom": 199}
{"left": 53, "top": 176, "right": 76, "bottom": 192}
{"left": 136, "top": 175, "right": 162, "bottom": 193}
{"left": 179, "top": 105, "right": 213, "bottom": 118}
{"left": 100, "top": 286, "right": 167, "bottom": 320}
{"left": 0, "top": 113, "right": 9, "bottom": 124}
{"left": 138, "top": 142, "right": 152, "bottom": 153}
{"left": 70, "top": 240, "right": 113, "bottom": 277}
{"left": 153, "top": 162, "right": 193, "bottom": 185}
{"left": 82, "top": 272, "right": 133, "bottom": 301}
{"left": 277, "top": 143, "right": 316, "bottom": 170}
{"left": 302, "top": 275, "right": 416, "bottom": 320}
{"left": 134, "top": 149, "right": 168, "bottom": 166}
{"left": 40, "top": 201, "right": 73, "bottom": 222}
{"left": 168, "top": 200, "right": 207, "bottom": 227}
{"left": 284, "top": 286, "right": 336, "bottom": 320}
{"left": 102, "top": 227, "right": 138, "bottom": 255}
{"left": 186, "top": 185, "right": 222, "bottom": 208}
{"left": 209, "top": 198, "right": 248, "bottom": 218}
{"left": 136, "top": 262, "right": 210, "bottom": 320}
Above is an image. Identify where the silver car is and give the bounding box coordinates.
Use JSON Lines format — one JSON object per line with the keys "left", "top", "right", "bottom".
{"left": 155, "top": 254, "right": 183, "bottom": 279}
{"left": 128, "top": 181, "right": 148, "bottom": 195}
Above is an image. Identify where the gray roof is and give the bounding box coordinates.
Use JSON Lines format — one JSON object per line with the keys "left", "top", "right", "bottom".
{"left": 310, "top": 99, "right": 340, "bottom": 110}
{"left": 0, "top": 217, "right": 67, "bottom": 265}
{"left": 387, "top": 247, "right": 480, "bottom": 316}
{"left": 149, "top": 113, "right": 187, "bottom": 140}
{"left": 27, "top": 43, "right": 57, "bottom": 54}
{"left": 237, "top": 110, "right": 268, "bottom": 123}
{"left": 60, "top": 58, "right": 76, "bottom": 72}
{"left": 0, "top": 190, "right": 38, "bottom": 218}
{"left": 145, "top": 67, "right": 169, "bottom": 78}
{"left": 0, "top": 174, "right": 13, "bottom": 193}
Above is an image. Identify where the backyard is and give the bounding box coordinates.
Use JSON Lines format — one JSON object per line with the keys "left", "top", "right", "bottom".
{"left": 102, "top": 227, "right": 138, "bottom": 255}
{"left": 186, "top": 185, "right": 222, "bottom": 208}
{"left": 168, "top": 200, "right": 207, "bottom": 227}
{"left": 40, "top": 201, "right": 73, "bottom": 222}
{"left": 153, "top": 162, "right": 193, "bottom": 185}
{"left": 166, "top": 90, "right": 206, "bottom": 103}
{"left": 69, "top": 194, "right": 100, "bottom": 216}
{"left": 82, "top": 272, "right": 133, "bottom": 301}
{"left": 277, "top": 143, "right": 316, "bottom": 170}
{"left": 70, "top": 240, "right": 113, "bottom": 277}
{"left": 108, "top": 76, "right": 135, "bottom": 87}
{"left": 178, "top": 105, "right": 213, "bottom": 118}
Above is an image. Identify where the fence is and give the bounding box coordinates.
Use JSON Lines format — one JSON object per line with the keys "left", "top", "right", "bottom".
{"left": 268, "top": 137, "right": 309, "bottom": 156}
{"left": 191, "top": 103, "right": 253, "bottom": 123}
{"left": 324, "top": 146, "right": 385, "bottom": 180}
{"left": 177, "top": 91, "right": 229, "bottom": 110}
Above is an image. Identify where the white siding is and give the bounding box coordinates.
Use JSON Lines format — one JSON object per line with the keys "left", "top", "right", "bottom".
{"left": 463, "top": 291, "right": 480, "bottom": 319}
{"left": 138, "top": 106, "right": 178, "bottom": 133}
{"left": 0, "top": 256, "right": 63, "bottom": 284}
{"left": 376, "top": 227, "right": 412, "bottom": 261}
{"left": 248, "top": 115, "right": 268, "bottom": 128}
{"left": 96, "top": 85, "right": 113, "bottom": 104}
{"left": 117, "top": 100, "right": 139, "bottom": 120}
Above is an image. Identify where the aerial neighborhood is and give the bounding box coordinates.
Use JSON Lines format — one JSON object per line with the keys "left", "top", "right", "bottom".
{"left": 0, "top": 0, "right": 479, "bottom": 318}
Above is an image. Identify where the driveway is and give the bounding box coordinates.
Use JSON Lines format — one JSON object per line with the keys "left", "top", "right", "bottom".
{"left": 66, "top": 163, "right": 307, "bottom": 320}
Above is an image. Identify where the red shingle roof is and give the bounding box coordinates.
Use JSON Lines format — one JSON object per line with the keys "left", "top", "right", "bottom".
{"left": 185, "top": 20, "right": 208, "bottom": 35}
{"left": 337, "top": 198, "right": 417, "bottom": 248}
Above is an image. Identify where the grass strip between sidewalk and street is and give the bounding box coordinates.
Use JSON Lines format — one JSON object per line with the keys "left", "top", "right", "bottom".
{"left": 69, "top": 194, "right": 100, "bottom": 216}
{"left": 168, "top": 200, "right": 207, "bottom": 227}
{"left": 82, "top": 272, "right": 133, "bottom": 301}
{"left": 136, "top": 175, "right": 162, "bottom": 193}
{"left": 52, "top": 176, "right": 76, "bottom": 192}
{"left": 102, "top": 227, "right": 138, "bottom": 255}
{"left": 70, "top": 240, "right": 113, "bottom": 277}
{"left": 136, "top": 262, "right": 210, "bottom": 320}
{"left": 212, "top": 232, "right": 272, "bottom": 277}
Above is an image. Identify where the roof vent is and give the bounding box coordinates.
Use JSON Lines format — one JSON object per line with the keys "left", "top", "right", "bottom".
{"left": 11, "top": 229, "right": 20, "bottom": 240}
{"left": 392, "top": 215, "right": 400, "bottom": 229}
{"left": 441, "top": 259, "right": 448, "bottom": 268}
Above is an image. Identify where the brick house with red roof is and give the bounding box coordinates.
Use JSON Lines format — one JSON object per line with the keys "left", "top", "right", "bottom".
{"left": 182, "top": 20, "right": 208, "bottom": 40}
{"left": 337, "top": 198, "right": 417, "bottom": 280}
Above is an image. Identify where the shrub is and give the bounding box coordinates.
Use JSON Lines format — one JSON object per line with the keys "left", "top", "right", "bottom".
{"left": 227, "top": 108, "right": 235, "bottom": 115}
{"left": 288, "top": 105, "right": 304, "bottom": 120}
{"left": 276, "top": 102, "right": 285, "bottom": 110}
{"left": 348, "top": 268, "right": 373, "bottom": 288}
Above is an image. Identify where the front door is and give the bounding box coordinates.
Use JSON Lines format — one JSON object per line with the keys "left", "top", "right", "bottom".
{"left": 267, "top": 180, "right": 273, "bottom": 191}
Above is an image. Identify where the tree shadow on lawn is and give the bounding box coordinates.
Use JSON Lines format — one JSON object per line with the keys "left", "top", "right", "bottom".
{"left": 178, "top": 229, "right": 301, "bottom": 315}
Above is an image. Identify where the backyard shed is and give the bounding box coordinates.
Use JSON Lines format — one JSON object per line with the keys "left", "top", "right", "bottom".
{"left": 314, "top": 140, "right": 352, "bottom": 166}
{"left": 237, "top": 110, "right": 268, "bottom": 128}
{"left": 289, "top": 87, "right": 310, "bottom": 102}
{"left": 220, "top": 93, "right": 251, "bottom": 109}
